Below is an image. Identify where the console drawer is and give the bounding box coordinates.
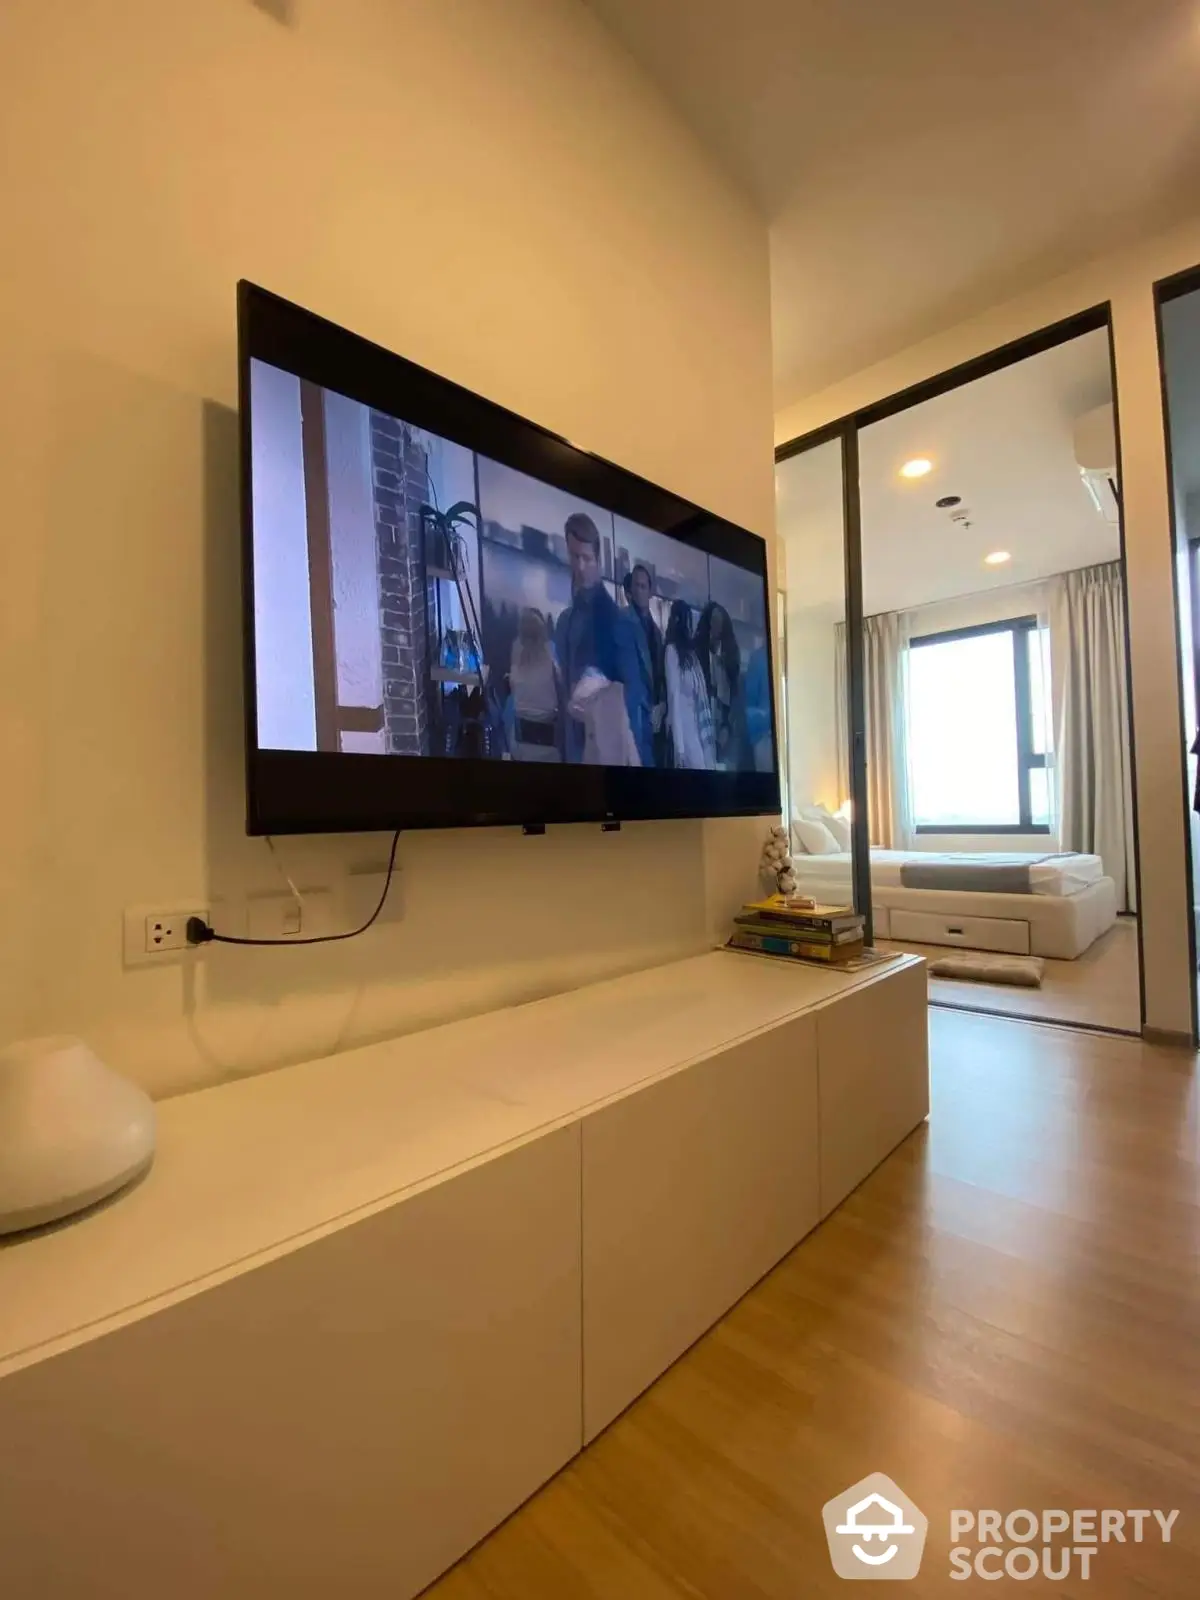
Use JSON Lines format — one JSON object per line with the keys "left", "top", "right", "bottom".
{"left": 889, "top": 908, "right": 1030, "bottom": 955}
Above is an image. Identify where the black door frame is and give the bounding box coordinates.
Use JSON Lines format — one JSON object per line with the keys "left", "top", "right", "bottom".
{"left": 1153, "top": 262, "right": 1200, "bottom": 1048}
{"left": 777, "top": 303, "right": 1149, "bottom": 1039}
{"left": 774, "top": 422, "right": 872, "bottom": 937}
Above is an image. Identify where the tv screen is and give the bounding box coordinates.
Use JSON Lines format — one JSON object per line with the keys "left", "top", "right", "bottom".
{"left": 239, "top": 283, "right": 780, "bottom": 834}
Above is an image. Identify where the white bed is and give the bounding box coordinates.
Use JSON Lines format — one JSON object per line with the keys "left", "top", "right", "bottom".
{"left": 789, "top": 849, "right": 1118, "bottom": 960}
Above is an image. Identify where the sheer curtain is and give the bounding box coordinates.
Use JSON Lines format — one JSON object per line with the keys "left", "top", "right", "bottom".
{"left": 1051, "top": 561, "right": 1136, "bottom": 911}
{"left": 835, "top": 611, "right": 912, "bottom": 849}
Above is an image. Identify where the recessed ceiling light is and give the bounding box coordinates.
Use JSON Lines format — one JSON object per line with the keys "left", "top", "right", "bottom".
{"left": 900, "top": 458, "right": 933, "bottom": 479}
{"left": 984, "top": 550, "right": 1011, "bottom": 566}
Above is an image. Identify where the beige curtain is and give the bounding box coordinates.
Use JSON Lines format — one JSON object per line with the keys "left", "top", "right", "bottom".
{"left": 835, "top": 612, "right": 912, "bottom": 848}
{"left": 1051, "top": 562, "right": 1137, "bottom": 911}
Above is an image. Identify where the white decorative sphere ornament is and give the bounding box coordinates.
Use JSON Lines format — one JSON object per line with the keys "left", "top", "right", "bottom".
{"left": 0, "top": 1036, "right": 156, "bottom": 1235}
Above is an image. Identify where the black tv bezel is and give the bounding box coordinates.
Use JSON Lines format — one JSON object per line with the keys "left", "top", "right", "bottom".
{"left": 238, "top": 281, "right": 781, "bottom": 835}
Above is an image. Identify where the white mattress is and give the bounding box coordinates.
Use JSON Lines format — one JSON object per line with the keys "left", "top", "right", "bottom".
{"left": 791, "top": 849, "right": 1105, "bottom": 899}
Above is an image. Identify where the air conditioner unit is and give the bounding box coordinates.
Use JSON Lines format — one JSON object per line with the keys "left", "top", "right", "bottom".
{"left": 1073, "top": 403, "right": 1120, "bottom": 524}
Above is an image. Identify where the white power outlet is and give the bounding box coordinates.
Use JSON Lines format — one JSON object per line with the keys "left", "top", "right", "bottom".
{"left": 123, "top": 904, "right": 209, "bottom": 968}
{"left": 146, "top": 912, "right": 190, "bottom": 952}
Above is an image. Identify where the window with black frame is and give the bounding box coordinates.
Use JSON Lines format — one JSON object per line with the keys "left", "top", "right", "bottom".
{"left": 908, "top": 615, "right": 1052, "bottom": 834}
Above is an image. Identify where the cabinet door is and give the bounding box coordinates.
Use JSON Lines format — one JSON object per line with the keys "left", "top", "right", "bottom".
{"left": 581, "top": 1016, "right": 819, "bottom": 1442}
{"left": 816, "top": 962, "right": 930, "bottom": 1217}
{"left": 0, "top": 1127, "right": 583, "bottom": 1600}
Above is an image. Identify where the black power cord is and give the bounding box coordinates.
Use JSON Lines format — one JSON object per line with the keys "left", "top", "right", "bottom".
{"left": 186, "top": 829, "right": 402, "bottom": 949}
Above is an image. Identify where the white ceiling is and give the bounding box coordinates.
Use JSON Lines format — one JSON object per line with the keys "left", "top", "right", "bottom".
{"left": 586, "top": 0, "right": 1200, "bottom": 402}
{"left": 777, "top": 326, "right": 1119, "bottom": 615}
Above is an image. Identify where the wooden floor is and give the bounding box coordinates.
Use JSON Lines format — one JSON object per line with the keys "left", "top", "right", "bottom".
{"left": 426, "top": 1009, "right": 1199, "bottom": 1598}
{"left": 879, "top": 916, "right": 1142, "bottom": 1034}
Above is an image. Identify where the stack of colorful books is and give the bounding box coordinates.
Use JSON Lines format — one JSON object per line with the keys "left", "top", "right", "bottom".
{"left": 727, "top": 895, "right": 865, "bottom": 965}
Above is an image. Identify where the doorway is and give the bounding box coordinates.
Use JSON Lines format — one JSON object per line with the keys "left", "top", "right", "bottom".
{"left": 776, "top": 311, "right": 1144, "bottom": 1036}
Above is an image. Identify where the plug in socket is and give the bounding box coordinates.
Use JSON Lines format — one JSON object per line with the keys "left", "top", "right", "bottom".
{"left": 124, "top": 904, "right": 210, "bottom": 968}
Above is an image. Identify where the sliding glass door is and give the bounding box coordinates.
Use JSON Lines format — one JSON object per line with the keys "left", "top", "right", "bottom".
{"left": 852, "top": 318, "right": 1141, "bottom": 1033}
{"left": 777, "top": 310, "right": 1144, "bottom": 1036}
{"left": 774, "top": 433, "right": 867, "bottom": 925}
{"left": 1156, "top": 270, "right": 1200, "bottom": 1039}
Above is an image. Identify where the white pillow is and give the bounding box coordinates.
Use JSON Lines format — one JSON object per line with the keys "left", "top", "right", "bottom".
{"left": 823, "top": 813, "right": 852, "bottom": 851}
{"left": 792, "top": 817, "right": 841, "bottom": 856}
{"left": 796, "top": 803, "right": 852, "bottom": 852}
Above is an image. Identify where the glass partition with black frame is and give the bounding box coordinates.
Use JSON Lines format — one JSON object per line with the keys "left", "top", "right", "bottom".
{"left": 1155, "top": 267, "right": 1200, "bottom": 1043}
{"left": 852, "top": 314, "right": 1142, "bottom": 1035}
{"left": 773, "top": 432, "right": 868, "bottom": 927}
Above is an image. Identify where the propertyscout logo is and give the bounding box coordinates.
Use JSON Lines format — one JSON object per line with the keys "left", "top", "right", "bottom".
{"left": 823, "top": 1476, "right": 928, "bottom": 1579}
{"left": 822, "top": 1476, "right": 1181, "bottom": 1582}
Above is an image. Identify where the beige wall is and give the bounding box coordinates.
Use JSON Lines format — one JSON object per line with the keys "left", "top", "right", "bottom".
{"left": 0, "top": 0, "right": 774, "bottom": 1094}
{"left": 777, "top": 219, "right": 1200, "bottom": 1036}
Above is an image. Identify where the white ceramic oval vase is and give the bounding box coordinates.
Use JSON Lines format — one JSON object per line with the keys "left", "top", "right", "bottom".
{"left": 0, "top": 1037, "right": 156, "bottom": 1235}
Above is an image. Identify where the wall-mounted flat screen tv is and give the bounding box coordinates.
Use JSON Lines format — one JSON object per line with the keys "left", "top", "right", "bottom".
{"left": 239, "top": 282, "right": 780, "bottom": 834}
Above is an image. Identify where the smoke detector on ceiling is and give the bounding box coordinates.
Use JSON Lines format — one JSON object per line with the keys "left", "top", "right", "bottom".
{"left": 936, "top": 496, "right": 974, "bottom": 531}
{"left": 930, "top": 492, "right": 972, "bottom": 529}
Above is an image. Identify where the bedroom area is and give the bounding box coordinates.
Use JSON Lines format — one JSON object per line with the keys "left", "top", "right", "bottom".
{"left": 777, "top": 316, "right": 1141, "bottom": 1034}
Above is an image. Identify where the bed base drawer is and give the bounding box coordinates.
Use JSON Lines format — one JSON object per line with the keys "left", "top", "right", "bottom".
{"left": 888, "top": 908, "right": 1031, "bottom": 955}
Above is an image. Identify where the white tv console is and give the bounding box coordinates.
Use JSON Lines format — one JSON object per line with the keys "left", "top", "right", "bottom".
{"left": 0, "top": 949, "right": 927, "bottom": 1598}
